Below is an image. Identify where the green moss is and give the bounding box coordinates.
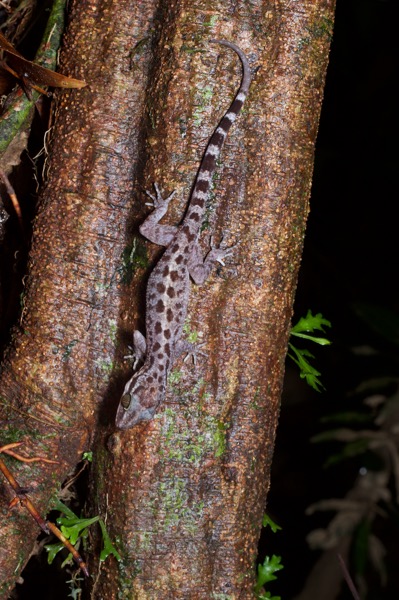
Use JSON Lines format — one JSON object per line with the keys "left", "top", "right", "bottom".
{"left": 136, "top": 530, "right": 153, "bottom": 552}
{"left": 157, "top": 477, "right": 204, "bottom": 534}
{"left": 167, "top": 369, "right": 183, "bottom": 386}
{"left": 249, "top": 387, "right": 262, "bottom": 410}
{"left": 298, "top": 16, "right": 334, "bottom": 51}
{"left": 108, "top": 319, "right": 118, "bottom": 343}
{"left": 62, "top": 339, "right": 79, "bottom": 360}
{"left": 0, "top": 423, "right": 36, "bottom": 443}
{"left": 193, "top": 85, "right": 214, "bottom": 127}
{"left": 95, "top": 357, "right": 114, "bottom": 374}
{"left": 117, "top": 548, "right": 142, "bottom": 599}
{"left": 158, "top": 394, "right": 227, "bottom": 465}
{"left": 214, "top": 420, "right": 227, "bottom": 458}
{"left": 203, "top": 14, "right": 219, "bottom": 28}
{"left": 119, "top": 238, "right": 149, "bottom": 284}
{"left": 310, "top": 16, "right": 334, "bottom": 41}
{"left": 182, "top": 320, "right": 201, "bottom": 344}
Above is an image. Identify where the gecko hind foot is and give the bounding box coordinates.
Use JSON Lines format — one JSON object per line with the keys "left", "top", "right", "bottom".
{"left": 124, "top": 330, "right": 147, "bottom": 370}
{"left": 175, "top": 339, "right": 207, "bottom": 365}
{"left": 183, "top": 342, "right": 207, "bottom": 365}
{"left": 207, "top": 235, "right": 239, "bottom": 266}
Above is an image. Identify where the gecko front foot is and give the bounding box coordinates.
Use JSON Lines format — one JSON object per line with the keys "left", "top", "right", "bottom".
{"left": 140, "top": 183, "right": 178, "bottom": 245}
{"left": 145, "top": 182, "right": 176, "bottom": 209}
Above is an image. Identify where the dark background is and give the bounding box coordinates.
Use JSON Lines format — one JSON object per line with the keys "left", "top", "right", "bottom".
{"left": 263, "top": 0, "right": 399, "bottom": 598}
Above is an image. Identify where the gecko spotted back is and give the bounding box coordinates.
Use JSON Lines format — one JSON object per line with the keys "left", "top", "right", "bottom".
{"left": 116, "top": 40, "right": 251, "bottom": 429}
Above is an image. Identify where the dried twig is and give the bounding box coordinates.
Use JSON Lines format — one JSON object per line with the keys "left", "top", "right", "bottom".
{"left": 0, "top": 449, "right": 89, "bottom": 576}
{"left": 0, "top": 166, "right": 22, "bottom": 226}
{"left": 0, "top": 442, "right": 59, "bottom": 464}
{"left": 337, "top": 553, "right": 360, "bottom": 600}
{"left": 0, "top": 455, "right": 50, "bottom": 532}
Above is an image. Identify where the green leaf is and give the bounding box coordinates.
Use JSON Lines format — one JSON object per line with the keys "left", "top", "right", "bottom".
{"left": 262, "top": 514, "right": 282, "bottom": 533}
{"left": 99, "top": 519, "right": 122, "bottom": 562}
{"left": 291, "top": 310, "right": 331, "bottom": 337}
{"left": 255, "top": 555, "right": 284, "bottom": 593}
{"left": 0, "top": 0, "right": 69, "bottom": 159}
{"left": 290, "top": 332, "right": 331, "bottom": 345}
{"left": 44, "top": 542, "right": 65, "bottom": 564}
{"left": 52, "top": 500, "right": 79, "bottom": 519}
{"left": 289, "top": 310, "right": 331, "bottom": 389}
{"left": 48, "top": 500, "right": 120, "bottom": 568}
{"left": 60, "top": 551, "right": 74, "bottom": 569}
{"left": 58, "top": 516, "right": 99, "bottom": 545}
{"left": 288, "top": 343, "right": 324, "bottom": 392}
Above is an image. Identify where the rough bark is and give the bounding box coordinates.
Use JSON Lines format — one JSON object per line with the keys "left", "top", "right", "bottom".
{"left": 0, "top": 0, "right": 336, "bottom": 597}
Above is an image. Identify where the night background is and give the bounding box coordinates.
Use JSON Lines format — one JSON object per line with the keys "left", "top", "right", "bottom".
{"left": 263, "top": 0, "right": 399, "bottom": 598}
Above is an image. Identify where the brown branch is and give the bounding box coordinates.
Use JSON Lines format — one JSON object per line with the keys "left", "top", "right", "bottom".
{"left": 0, "top": 453, "right": 89, "bottom": 577}
{"left": 46, "top": 520, "right": 89, "bottom": 577}
{"left": 0, "top": 442, "right": 59, "bottom": 464}
{"left": 337, "top": 553, "right": 360, "bottom": 600}
{"left": 0, "top": 455, "right": 50, "bottom": 532}
{"left": 0, "top": 167, "right": 22, "bottom": 226}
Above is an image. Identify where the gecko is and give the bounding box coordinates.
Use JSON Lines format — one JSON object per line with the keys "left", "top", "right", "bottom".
{"left": 115, "top": 39, "right": 251, "bottom": 429}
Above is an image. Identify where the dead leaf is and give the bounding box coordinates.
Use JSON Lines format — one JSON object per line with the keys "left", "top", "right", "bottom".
{"left": 0, "top": 31, "right": 86, "bottom": 92}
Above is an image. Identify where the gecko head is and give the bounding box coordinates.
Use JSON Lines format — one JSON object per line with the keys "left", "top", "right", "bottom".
{"left": 115, "top": 371, "right": 164, "bottom": 429}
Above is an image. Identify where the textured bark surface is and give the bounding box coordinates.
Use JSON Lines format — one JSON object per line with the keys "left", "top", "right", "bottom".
{"left": 0, "top": 0, "right": 336, "bottom": 596}
{"left": 0, "top": 0, "right": 157, "bottom": 591}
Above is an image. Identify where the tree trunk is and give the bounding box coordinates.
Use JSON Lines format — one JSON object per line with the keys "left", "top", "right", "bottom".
{"left": 0, "top": 0, "right": 336, "bottom": 596}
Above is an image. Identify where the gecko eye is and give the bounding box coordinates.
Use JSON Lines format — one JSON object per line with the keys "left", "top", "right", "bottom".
{"left": 120, "top": 393, "right": 131, "bottom": 409}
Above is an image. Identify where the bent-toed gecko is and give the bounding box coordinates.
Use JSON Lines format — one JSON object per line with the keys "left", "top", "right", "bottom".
{"left": 116, "top": 40, "right": 251, "bottom": 429}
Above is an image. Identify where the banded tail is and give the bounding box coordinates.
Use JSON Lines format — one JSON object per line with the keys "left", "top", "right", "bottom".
{"left": 186, "top": 40, "right": 251, "bottom": 217}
